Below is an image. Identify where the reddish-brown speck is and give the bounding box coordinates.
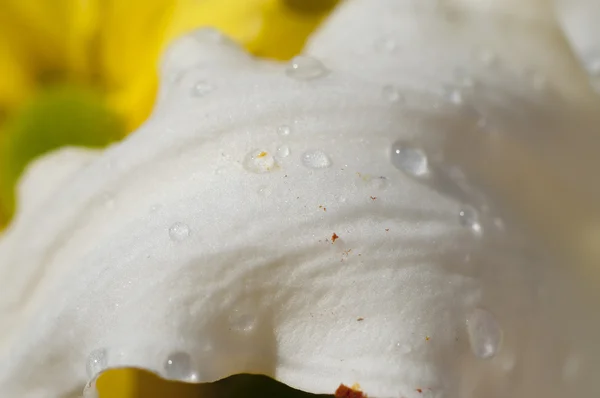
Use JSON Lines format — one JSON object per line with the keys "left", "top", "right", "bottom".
{"left": 319, "top": 205, "right": 327, "bottom": 212}
{"left": 385, "top": 228, "right": 390, "bottom": 232}
{"left": 370, "top": 196, "right": 377, "bottom": 201}
{"left": 357, "top": 317, "right": 364, "bottom": 322}
{"left": 335, "top": 384, "right": 366, "bottom": 398}
{"left": 331, "top": 233, "right": 339, "bottom": 243}
{"left": 416, "top": 388, "right": 423, "bottom": 393}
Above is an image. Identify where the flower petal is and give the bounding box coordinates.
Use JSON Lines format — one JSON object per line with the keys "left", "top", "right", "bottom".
{"left": 1, "top": 2, "right": 600, "bottom": 398}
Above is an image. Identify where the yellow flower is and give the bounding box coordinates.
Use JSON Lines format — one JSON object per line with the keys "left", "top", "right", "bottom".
{"left": 0, "top": 0, "right": 338, "bottom": 227}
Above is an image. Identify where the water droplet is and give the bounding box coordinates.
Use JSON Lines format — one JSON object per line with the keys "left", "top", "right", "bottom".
{"left": 375, "top": 38, "right": 397, "bottom": 52}
{"left": 86, "top": 349, "right": 108, "bottom": 378}
{"left": 191, "top": 81, "right": 214, "bottom": 97}
{"left": 390, "top": 141, "right": 429, "bottom": 177}
{"left": 243, "top": 150, "right": 276, "bottom": 173}
{"left": 278, "top": 125, "right": 291, "bottom": 136}
{"left": 459, "top": 206, "right": 483, "bottom": 235}
{"left": 396, "top": 342, "right": 412, "bottom": 354}
{"left": 382, "top": 85, "right": 402, "bottom": 102}
{"left": 229, "top": 310, "right": 257, "bottom": 333}
{"left": 257, "top": 185, "right": 272, "bottom": 197}
{"left": 466, "top": 308, "right": 502, "bottom": 359}
{"left": 277, "top": 145, "right": 290, "bottom": 158}
{"left": 286, "top": 56, "right": 329, "bottom": 80}
{"left": 443, "top": 85, "right": 463, "bottom": 105}
{"left": 164, "top": 352, "right": 198, "bottom": 381}
{"left": 302, "top": 150, "right": 331, "bottom": 169}
{"left": 169, "top": 222, "right": 191, "bottom": 242}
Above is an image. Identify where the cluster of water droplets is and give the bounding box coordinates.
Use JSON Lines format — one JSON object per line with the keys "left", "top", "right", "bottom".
{"left": 169, "top": 222, "right": 191, "bottom": 242}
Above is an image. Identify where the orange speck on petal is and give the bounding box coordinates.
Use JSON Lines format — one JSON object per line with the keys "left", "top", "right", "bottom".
{"left": 331, "top": 233, "right": 339, "bottom": 243}
{"left": 425, "top": 336, "right": 430, "bottom": 341}
{"left": 257, "top": 151, "right": 268, "bottom": 158}
{"left": 335, "top": 384, "right": 366, "bottom": 398}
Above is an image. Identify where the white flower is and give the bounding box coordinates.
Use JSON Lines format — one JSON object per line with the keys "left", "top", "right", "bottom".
{"left": 1, "top": 1, "right": 600, "bottom": 397}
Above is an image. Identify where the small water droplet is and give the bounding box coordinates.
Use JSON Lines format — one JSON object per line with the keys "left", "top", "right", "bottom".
{"left": 169, "top": 222, "right": 191, "bottom": 242}
{"left": 257, "top": 185, "right": 272, "bottom": 197}
{"left": 390, "top": 141, "right": 429, "bottom": 177}
{"left": 286, "top": 56, "right": 329, "bottom": 80}
{"left": 375, "top": 38, "right": 397, "bottom": 52}
{"left": 86, "top": 349, "right": 108, "bottom": 378}
{"left": 243, "top": 150, "right": 276, "bottom": 173}
{"left": 459, "top": 206, "right": 483, "bottom": 235}
{"left": 278, "top": 125, "right": 291, "bottom": 136}
{"left": 277, "top": 145, "right": 290, "bottom": 158}
{"left": 302, "top": 150, "right": 331, "bottom": 169}
{"left": 466, "top": 308, "right": 502, "bottom": 359}
{"left": 382, "top": 85, "right": 402, "bottom": 102}
{"left": 229, "top": 310, "right": 257, "bottom": 333}
{"left": 443, "top": 85, "right": 463, "bottom": 105}
{"left": 191, "top": 81, "right": 214, "bottom": 97}
{"left": 396, "top": 342, "right": 412, "bottom": 354}
{"left": 164, "top": 352, "right": 198, "bottom": 381}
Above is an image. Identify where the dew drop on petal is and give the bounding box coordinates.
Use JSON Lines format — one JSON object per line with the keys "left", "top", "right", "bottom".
{"left": 169, "top": 222, "right": 191, "bottom": 242}
{"left": 382, "top": 85, "right": 402, "bottom": 102}
{"left": 286, "top": 56, "right": 329, "bottom": 80}
{"left": 278, "top": 125, "right": 291, "bottom": 136}
{"left": 277, "top": 145, "right": 290, "bottom": 158}
{"left": 390, "top": 141, "right": 429, "bottom": 177}
{"left": 443, "top": 85, "right": 463, "bottom": 105}
{"left": 244, "top": 150, "right": 276, "bottom": 173}
{"left": 459, "top": 206, "right": 483, "bottom": 235}
{"left": 302, "top": 150, "right": 331, "bottom": 169}
{"left": 191, "top": 81, "right": 214, "bottom": 97}
{"left": 164, "top": 352, "right": 198, "bottom": 381}
{"left": 86, "top": 349, "right": 108, "bottom": 378}
{"left": 466, "top": 309, "right": 502, "bottom": 359}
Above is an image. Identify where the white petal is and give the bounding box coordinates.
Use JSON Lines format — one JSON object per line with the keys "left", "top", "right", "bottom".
{"left": 1, "top": 2, "right": 600, "bottom": 398}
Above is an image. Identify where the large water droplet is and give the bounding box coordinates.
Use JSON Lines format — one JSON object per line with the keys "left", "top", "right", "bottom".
{"left": 466, "top": 309, "right": 502, "bottom": 359}
{"left": 164, "top": 352, "right": 198, "bottom": 381}
{"left": 169, "top": 222, "right": 191, "bottom": 242}
{"left": 459, "top": 206, "right": 483, "bottom": 235}
{"left": 382, "top": 85, "right": 402, "bottom": 103}
{"left": 390, "top": 141, "right": 429, "bottom": 177}
{"left": 86, "top": 349, "right": 108, "bottom": 378}
{"left": 286, "top": 56, "right": 329, "bottom": 80}
{"left": 302, "top": 150, "right": 331, "bottom": 169}
{"left": 191, "top": 81, "right": 214, "bottom": 97}
{"left": 277, "top": 145, "right": 290, "bottom": 158}
{"left": 244, "top": 150, "right": 276, "bottom": 173}
{"left": 229, "top": 309, "right": 257, "bottom": 333}
{"left": 278, "top": 125, "right": 291, "bottom": 136}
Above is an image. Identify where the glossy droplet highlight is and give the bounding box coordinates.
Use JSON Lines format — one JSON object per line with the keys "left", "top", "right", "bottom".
{"left": 244, "top": 150, "right": 276, "bottom": 173}
{"left": 86, "top": 349, "right": 108, "bottom": 378}
{"left": 191, "top": 81, "right": 214, "bottom": 97}
{"left": 277, "top": 145, "right": 290, "bottom": 158}
{"left": 169, "top": 222, "right": 191, "bottom": 242}
{"left": 390, "top": 141, "right": 429, "bottom": 177}
{"left": 286, "top": 56, "right": 328, "bottom": 80}
{"left": 164, "top": 352, "right": 198, "bottom": 381}
{"left": 278, "top": 125, "right": 291, "bottom": 136}
{"left": 382, "top": 85, "right": 402, "bottom": 102}
{"left": 302, "top": 150, "right": 331, "bottom": 169}
{"left": 459, "top": 206, "right": 482, "bottom": 235}
{"left": 466, "top": 309, "right": 502, "bottom": 359}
